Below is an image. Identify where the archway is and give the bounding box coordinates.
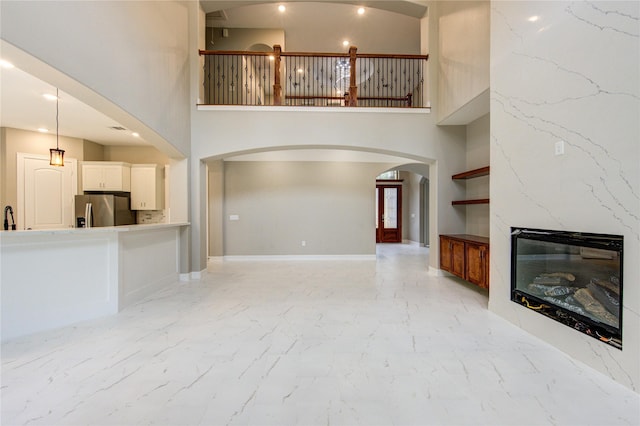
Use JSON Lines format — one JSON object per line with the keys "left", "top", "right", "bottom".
{"left": 202, "top": 147, "right": 434, "bottom": 263}
{"left": 376, "top": 163, "right": 430, "bottom": 248}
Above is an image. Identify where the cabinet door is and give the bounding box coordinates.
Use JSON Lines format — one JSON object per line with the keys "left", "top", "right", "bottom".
{"left": 440, "top": 236, "right": 452, "bottom": 272}
{"left": 102, "top": 165, "right": 130, "bottom": 191}
{"left": 82, "top": 165, "right": 104, "bottom": 190}
{"left": 130, "top": 167, "right": 150, "bottom": 209}
{"left": 466, "top": 243, "right": 488, "bottom": 289}
{"left": 131, "top": 166, "right": 163, "bottom": 210}
{"left": 451, "top": 240, "right": 465, "bottom": 278}
{"left": 440, "top": 236, "right": 465, "bottom": 278}
{"left": 102, "top": 166, "right": 122, "bottom": 191}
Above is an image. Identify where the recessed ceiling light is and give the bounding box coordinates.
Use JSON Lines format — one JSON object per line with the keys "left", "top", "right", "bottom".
{"left": 0, "top": 59, "right": 15, "bottom": 69}
{"left": 278, "top": 4, "right": 285, "bottom": 12}
{"left": 43, "top": 93, "right": 58, "bottom": 101}
{"left": 343, "top": 40, "right": 350, "bottom": 47}
{"left": 132, "top": 132, "right": 140, "bottom": 137}
{"left": 528, "top": 15, "right": 539, "bottom": 22}
{"left": 357, "top": 7, "right": 365, "bottom": 15}
{"left": 37, "top": 128, "right": 48, "bottom": 133}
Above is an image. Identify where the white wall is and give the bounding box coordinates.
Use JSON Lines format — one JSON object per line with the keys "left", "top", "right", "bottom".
{"left": 205, "top": 27, "right": 285, "bottom": 51}
{"left": 490, "top": 1, "right": 639, "bottom": 392}
{"left": 207, "top": 160, "right": 224, "bottom": 257}
{"left": 223, "top": 161, "right": 393, "bottom": 256}
{"left": 465, "top": 114, "right": 490, "bottom": 237}
{"left": 436, "top": 1, "right": 490, "bottom": 123}
{"left": 402, "top": 171, "right": 423, "bottom": 243}
{"left": 0, "top": 1, "right": 191, "bottom": 157}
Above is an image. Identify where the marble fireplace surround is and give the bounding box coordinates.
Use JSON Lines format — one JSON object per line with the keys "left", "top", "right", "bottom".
{"left": 489, "top": 1, "right": 639, "bottom": 393}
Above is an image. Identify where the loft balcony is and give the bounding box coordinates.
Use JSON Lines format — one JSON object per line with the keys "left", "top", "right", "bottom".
{"left": 199, "top": 45, "right": 429, "bottom": 109}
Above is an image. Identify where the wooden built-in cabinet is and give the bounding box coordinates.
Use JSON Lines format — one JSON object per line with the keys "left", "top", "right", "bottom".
{"left": 82, "top": 162, "right": 131, "bottom": 192}
{"left": 130, "top": 164, "right": 164, "bottom": 210}
{"left": 439, "top": 236, "right": 465, "bottom": 278}
{"left": 440, "top": 234, "right": 489, "bottom": 289}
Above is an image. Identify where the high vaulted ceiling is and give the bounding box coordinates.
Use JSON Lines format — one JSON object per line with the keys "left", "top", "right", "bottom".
{"left": 0, "top": 0, "right": 427, "bottom": 151}
{"left": 201, "top": 1, "right": 429, "bottom": 19}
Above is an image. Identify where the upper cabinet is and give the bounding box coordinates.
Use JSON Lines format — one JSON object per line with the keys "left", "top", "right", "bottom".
{"left": 130, "top": 164, "right": 164, "bottom": 210}
{"left": 82, "top": 162, "right": 131, "bottom": 192}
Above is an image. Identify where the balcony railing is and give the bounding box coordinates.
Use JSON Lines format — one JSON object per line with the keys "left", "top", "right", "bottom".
{"left": 199, "top": 45, "right": 429, "bottom": 108}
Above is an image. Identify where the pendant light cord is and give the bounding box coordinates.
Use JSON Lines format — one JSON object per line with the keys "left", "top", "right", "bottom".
{"left": 56, "top": 88, "right": 59, "bottom": 150}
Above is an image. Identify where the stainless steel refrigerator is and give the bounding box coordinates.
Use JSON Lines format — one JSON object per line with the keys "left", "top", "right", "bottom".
{"left": 74, "top": 194, "right": 136, "bottom": 227}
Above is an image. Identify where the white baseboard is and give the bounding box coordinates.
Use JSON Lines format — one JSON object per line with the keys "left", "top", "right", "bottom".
{"left": 223, "top": 254, "right": 377, "bottom": 261}
{"left": 190, "top": 269, "right": 206, "bottom": 280}
{"left": 179, "top": 269, "right": 207, "bottom": 281}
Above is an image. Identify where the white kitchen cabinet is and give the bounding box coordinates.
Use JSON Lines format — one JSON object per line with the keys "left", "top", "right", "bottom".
{"left": 130, "top": 164, "right": 164, "bottom": 210}
{"left": 82, "top": 162, "right": 131, "bottom": 191}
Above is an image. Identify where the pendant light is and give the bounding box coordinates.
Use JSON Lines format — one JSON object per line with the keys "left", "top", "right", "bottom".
{"left": 49, "top": 88, "right": 65, "bottom": 166}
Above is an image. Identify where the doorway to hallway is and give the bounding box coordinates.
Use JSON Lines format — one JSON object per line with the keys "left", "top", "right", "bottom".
{"left": 375, "top": 184, "right": 402, "bottom": 243}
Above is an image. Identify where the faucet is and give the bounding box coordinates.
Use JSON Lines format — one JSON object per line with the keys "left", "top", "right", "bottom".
{"left": 4, "top": 206, "right": 16, "bottom": 230}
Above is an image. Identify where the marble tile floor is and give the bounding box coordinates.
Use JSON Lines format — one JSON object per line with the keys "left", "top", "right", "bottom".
{"left": 2, "top": 243, "right": 639, "bottom": 426}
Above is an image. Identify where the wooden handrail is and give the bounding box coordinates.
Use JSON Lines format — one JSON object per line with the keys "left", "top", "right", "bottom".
{"left": 286, "top": 95, "right": 345, "bottom": 100}
{"left": 281, "top": 51, "right": 350, "bottom": 58}
{"left": 199, "top": 49, "right": 429, "bottom": 61}
{"left": 200, "top": 45, "right": 429, "bottom": 107}
{"left": 199, "top": 49, "right": 273, "bottom": 56}
{"left": 356, "top": 53, "right": 429, "bottom": 60}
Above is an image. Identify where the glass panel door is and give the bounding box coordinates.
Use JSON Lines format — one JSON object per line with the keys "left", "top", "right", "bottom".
{"left": 376, "top": 184, "right": 402, "bottom": 243}
{"left": 383, "top": 187, "right": 398, "bottom": 228}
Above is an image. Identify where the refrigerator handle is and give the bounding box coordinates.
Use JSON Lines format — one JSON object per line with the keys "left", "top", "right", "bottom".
{"left": 85, "top": 203, "right": 93, "bottom": 228}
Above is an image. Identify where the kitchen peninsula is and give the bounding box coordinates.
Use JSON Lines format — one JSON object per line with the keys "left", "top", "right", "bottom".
{"left": 0, "top": 223, "right": 189, "bottom": 342}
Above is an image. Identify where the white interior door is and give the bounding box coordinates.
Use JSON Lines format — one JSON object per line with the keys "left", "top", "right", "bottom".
{"left": 18, "top": 153, "right": 77, "bottom": 230}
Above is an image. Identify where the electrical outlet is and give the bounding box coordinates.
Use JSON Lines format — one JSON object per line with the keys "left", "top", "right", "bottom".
{"left": 555, "top": 140, "right": 565, "bottom": 156}
{"left": 301, "top": 240, "right": 306, "bottom": 247}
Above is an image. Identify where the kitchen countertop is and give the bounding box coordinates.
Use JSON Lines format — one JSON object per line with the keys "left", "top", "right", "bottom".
{"left": 0, "top": 222, "right": 190, "bottom": 237}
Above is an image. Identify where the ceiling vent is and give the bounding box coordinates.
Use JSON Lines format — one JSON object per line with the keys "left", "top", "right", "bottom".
{"left": 207, "top": 10, "right": 228, "bottom": 21}
{"left": 109, "top": 126, "right": 127, "bottom": 131}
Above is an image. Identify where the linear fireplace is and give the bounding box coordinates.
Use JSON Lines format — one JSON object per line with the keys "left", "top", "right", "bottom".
{"left": 511, "top": 227, "right": 623, "bottom": 349}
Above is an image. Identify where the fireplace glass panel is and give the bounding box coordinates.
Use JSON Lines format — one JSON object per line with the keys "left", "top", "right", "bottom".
{"left": 511, "top": 228, "right": 623, "bottom": 349}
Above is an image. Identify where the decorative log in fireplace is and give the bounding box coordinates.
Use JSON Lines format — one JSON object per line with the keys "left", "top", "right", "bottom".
{"left": 511, "top": 227, "right": 623, "bottom": 349}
